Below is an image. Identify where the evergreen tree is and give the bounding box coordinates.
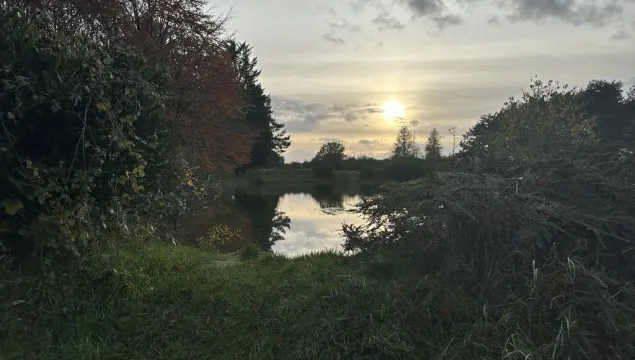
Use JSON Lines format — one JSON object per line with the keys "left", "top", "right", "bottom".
{"left": 425, "top": 128, "right": 442, "bottom": 162}
{"left": 392, "top": 126, "right": 420, "bottom": 158}
{"left": 227, "top": 41, "right": 291, "bottom": 170}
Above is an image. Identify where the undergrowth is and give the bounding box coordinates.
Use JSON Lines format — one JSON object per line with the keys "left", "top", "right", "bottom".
{"left": 4, "top": 243, "right": 632, "bottom": 359}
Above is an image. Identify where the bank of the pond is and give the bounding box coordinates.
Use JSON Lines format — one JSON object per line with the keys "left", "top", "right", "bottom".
{"left": 236, "top": 168, "right": 382, "bottom": 195}
{"left": 1, "top": 245, "right": 427, "bottom": 360}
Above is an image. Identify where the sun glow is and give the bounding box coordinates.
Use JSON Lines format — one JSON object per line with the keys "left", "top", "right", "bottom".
{"left": 382, "top": 101, "right": 405, "bottom": 121}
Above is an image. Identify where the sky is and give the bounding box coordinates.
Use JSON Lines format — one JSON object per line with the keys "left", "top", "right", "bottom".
{"left": 215, "top": 0, "right": 635, "bottom": 162}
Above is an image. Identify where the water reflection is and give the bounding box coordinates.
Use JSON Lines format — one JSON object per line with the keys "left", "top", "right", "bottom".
{"left": 232, "top": 192, "right": 291, "bottom": 251}
{"left": 229, "top": 187, "right": 369, "bottom": 256}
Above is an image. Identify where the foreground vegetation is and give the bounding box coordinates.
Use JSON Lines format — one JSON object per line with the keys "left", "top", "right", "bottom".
{"left": 1, "top": 245, "right": 423, "bottom": 359}
{"left": 8, "top": 243, "right": 632, "bottom": 360}
{"left": 2, "top": 2, "right": 635, "bottom": 360}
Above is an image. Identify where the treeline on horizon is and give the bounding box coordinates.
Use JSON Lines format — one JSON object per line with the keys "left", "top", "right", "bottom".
{"left": 0, "top": 0, "right": 289, "bottom": 263}
{"left": 286, "top": 79, "right": 634, "bottom": 182}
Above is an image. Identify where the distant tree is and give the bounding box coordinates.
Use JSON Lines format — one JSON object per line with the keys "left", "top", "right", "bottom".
{"left": 227, "top": 41, "right": 291, "bottom": 170}
{"left": 579, "top": 80, "right": 631, "bottom": 144}
{"left": 424, "top": 128, "right": 443, "bottom": 162}
{"left": 313, "top": 142, "right": 346, "bottom": 169}
{"left": 392, "top": 126, "right": 420, "bottom": 158}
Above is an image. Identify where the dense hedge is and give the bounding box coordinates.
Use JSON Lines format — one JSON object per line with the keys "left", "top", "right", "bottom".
{"left": 0, "top": 9, "right": 169, "bottom": 260}
{"left": 343, "top": 80, "right": 635, "bottom": 358}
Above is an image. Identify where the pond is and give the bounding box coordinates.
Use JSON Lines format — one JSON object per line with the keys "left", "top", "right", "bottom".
{"left": 187, "top": 185, "right": 373, "bottom": 256}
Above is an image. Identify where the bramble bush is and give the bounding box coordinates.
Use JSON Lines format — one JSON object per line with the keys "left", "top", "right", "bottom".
{"left": 343, "top": 79, "right": 635, "bottom": 359}
{"left": 0, "top": 8, "right": 218, "bottom": 264}
{"left": 0, "top": 8, "right": 171, "bottom": 260}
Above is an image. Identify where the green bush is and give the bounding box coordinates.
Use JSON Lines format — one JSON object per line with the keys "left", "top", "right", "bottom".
{"left": 359, "top": 166, "right": 375, "bottom": 181}
{"left": 311, "top": 165, "right": 334, "bottom": 179}
{"left": 239, "top": 242, "right": 262, "bottom": 260}
{"left": 0, "top": 9, "right": 168, "bottom": 261}
{"left": 385, "top": 156, "right": 432, "bottom": 182}
{"left": 342, "top": 79, "right": 635, "bottom": 358}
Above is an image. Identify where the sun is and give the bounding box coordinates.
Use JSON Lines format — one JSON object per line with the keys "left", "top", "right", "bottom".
{"left": 382, "top": 101, "right": 405, "bottom": 121}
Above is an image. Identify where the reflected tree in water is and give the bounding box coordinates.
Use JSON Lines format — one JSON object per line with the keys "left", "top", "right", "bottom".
{"left": 310, "top": 185, "right": 344, "bottom": 210}
{"left": 233, "top": 192, "right": 290, "bottom": 251}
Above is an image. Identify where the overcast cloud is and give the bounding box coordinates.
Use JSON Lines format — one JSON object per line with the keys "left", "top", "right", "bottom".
{"left": 218, "top": 0, "right": 635, "bottom": 161}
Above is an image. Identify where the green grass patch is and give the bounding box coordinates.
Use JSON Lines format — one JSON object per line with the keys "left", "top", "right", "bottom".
{"left": 4, "top": 244, "right": 631, "bottom": 359}
{"left": 0, "top": 246, "right": 429, "bottom": 360}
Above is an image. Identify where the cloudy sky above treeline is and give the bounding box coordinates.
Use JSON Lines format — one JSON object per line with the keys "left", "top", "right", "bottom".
{"left": 217, "top": 0, "right": 635, "bottom": 162}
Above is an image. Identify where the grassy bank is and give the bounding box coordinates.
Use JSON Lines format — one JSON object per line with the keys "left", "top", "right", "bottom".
{"left": 3, "top": 243, "right": 634, "bottom": 359}
{"left": 1, "top": 245, "right": 426, "bottom": 360}
{"left": 237, "top": 169, "right": 380, "bottom": 195}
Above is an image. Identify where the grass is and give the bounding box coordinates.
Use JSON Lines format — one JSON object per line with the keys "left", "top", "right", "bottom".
{"left": 1, "top": 245, "right": 429, "bottom": 360}
{"left": 3, "top": 244, "right": 632, "bottom": 359}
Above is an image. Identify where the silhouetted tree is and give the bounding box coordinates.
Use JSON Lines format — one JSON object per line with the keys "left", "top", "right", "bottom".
{"left": 580, "top": 80, "right": 632, "bottom": 145}
{"left": 313, "top": 142, "right": 346, "bottom": 169}
{"left": 227, "top": 41, "right": 290, "bottom": 170}
{"left": 424, "top": 128, "right": 442, "bottom": 162}
{"left": 392, "top": 126, "right": 420, "bottom": 158}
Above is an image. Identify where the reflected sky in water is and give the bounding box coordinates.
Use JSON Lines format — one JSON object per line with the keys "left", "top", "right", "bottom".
{"left": 271, "top": 193, "right": 365, "bottom": 256}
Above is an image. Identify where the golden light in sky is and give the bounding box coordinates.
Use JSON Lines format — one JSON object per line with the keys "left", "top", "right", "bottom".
{"left": 382, "top": 101, "right": 405, "bottom": 121}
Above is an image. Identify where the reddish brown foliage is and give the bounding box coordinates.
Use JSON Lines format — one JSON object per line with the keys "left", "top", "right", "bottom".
{"left": 7, "top": 0, "right": 256, "bottom": 170}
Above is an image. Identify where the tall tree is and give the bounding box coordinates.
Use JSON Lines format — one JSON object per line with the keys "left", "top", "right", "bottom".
{"left": 424, "top": 128, "right": 442, "bottom": 162}
{"left": 313, "top": 142, "right": 346, "bottom": 169}
{"left": 227, "top": 41, "right": 291, "bottom": 170}
{"left": 392, "top": 126, "right": 420, "bottom": 158}
{"left": 8, "top": 0, "right": 256, "bottom": 171}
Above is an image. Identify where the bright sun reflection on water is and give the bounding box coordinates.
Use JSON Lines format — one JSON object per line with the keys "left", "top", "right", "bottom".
{"left": 382, "top": 101, "right": 405, "bottom": 121}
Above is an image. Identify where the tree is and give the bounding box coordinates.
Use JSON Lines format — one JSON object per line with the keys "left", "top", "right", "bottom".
{"left": 313, "top": 142, "right": 346, "bottom": 169}
{"left": 424, "top": 128, "right": 442, "bottom": 162}
{"left": 227, "top": 41, "right": 291, "bottom": 170}
{"left": 9, "top": 0, "right": 256, "bottom": 171}
{"left": 392, "top": 126, "right": 420, "bottom": 158}
{"left": 579, "top": 80, "right": 631, "bottom": 144}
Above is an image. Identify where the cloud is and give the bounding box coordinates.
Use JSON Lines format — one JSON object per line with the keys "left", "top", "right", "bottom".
{"left": 322, "top": 34, "right": 345, "bottom": 45}
{"left": 373, "top": 11, "right": 406, "bottom": 31}
{"left": 271, "top": 97, "right": 382, "bottom": 132}
{"left": 402, "top": 0, "right": 444, "bottom": 16}
{"left": 358, "top": 139, "right": 381, "bottom": 146}
{"left": 322, "top": 17, "right": 362, "bottom": 45}
{"left": 432, "top": 14, "right": 463, "bottom": 30}
{"left": 350, "top": 0, "right": 385, "bottom": 13}
{"left": 328, "top": 17, "right": 363, "bottom": 33}
{"left": 505, "top": 0, "right": 623, "bottom": 26}
{"left": 410, "top": 120, "right": 421, "bottom": 126}
{"left": 611, "top": 30, "right": 632, "bottom": 40}
{"left": 318, "top": 138, "right": 345, "bottom": 144}
{"left": 487, "top": 16, "right": 501, "bottom": 25}
{"left": 357, "top": 0, "right": 625, "bottom": 31}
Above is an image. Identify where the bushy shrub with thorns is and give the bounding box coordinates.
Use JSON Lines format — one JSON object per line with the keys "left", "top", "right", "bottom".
{"left": 343, "top": 148, "right": 635, "bottom": 358}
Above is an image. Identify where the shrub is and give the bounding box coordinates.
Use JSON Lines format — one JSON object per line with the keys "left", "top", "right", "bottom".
{"left": 239, "top": 242, "right": 262, "bottom": 260}
{"left": 312, "top": 166, "right": 334, "bottom": 179}
{"left": 359, "top": 166, "right": 375, "bottom": 181}
{"left": 344, "top": 150, "right": 635, "bottom": 358}
{"left": 196, "top": 224, "right": 244, "bottom": 249}
{"left": 0, "top": 9, "right": 170, "bottom": 260}
{"left": 385, "top": 156, "right": 432, "bottom": 182}
{"left": 342, "top": 78, "right": 635, "bottom": 359}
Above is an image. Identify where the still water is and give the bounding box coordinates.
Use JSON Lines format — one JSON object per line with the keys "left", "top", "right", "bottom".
{"left": 199, "top": 186, "right": 371, "bottom": 256}
{"left": 271, "top": 192, "right": 364, "bottom": 255}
